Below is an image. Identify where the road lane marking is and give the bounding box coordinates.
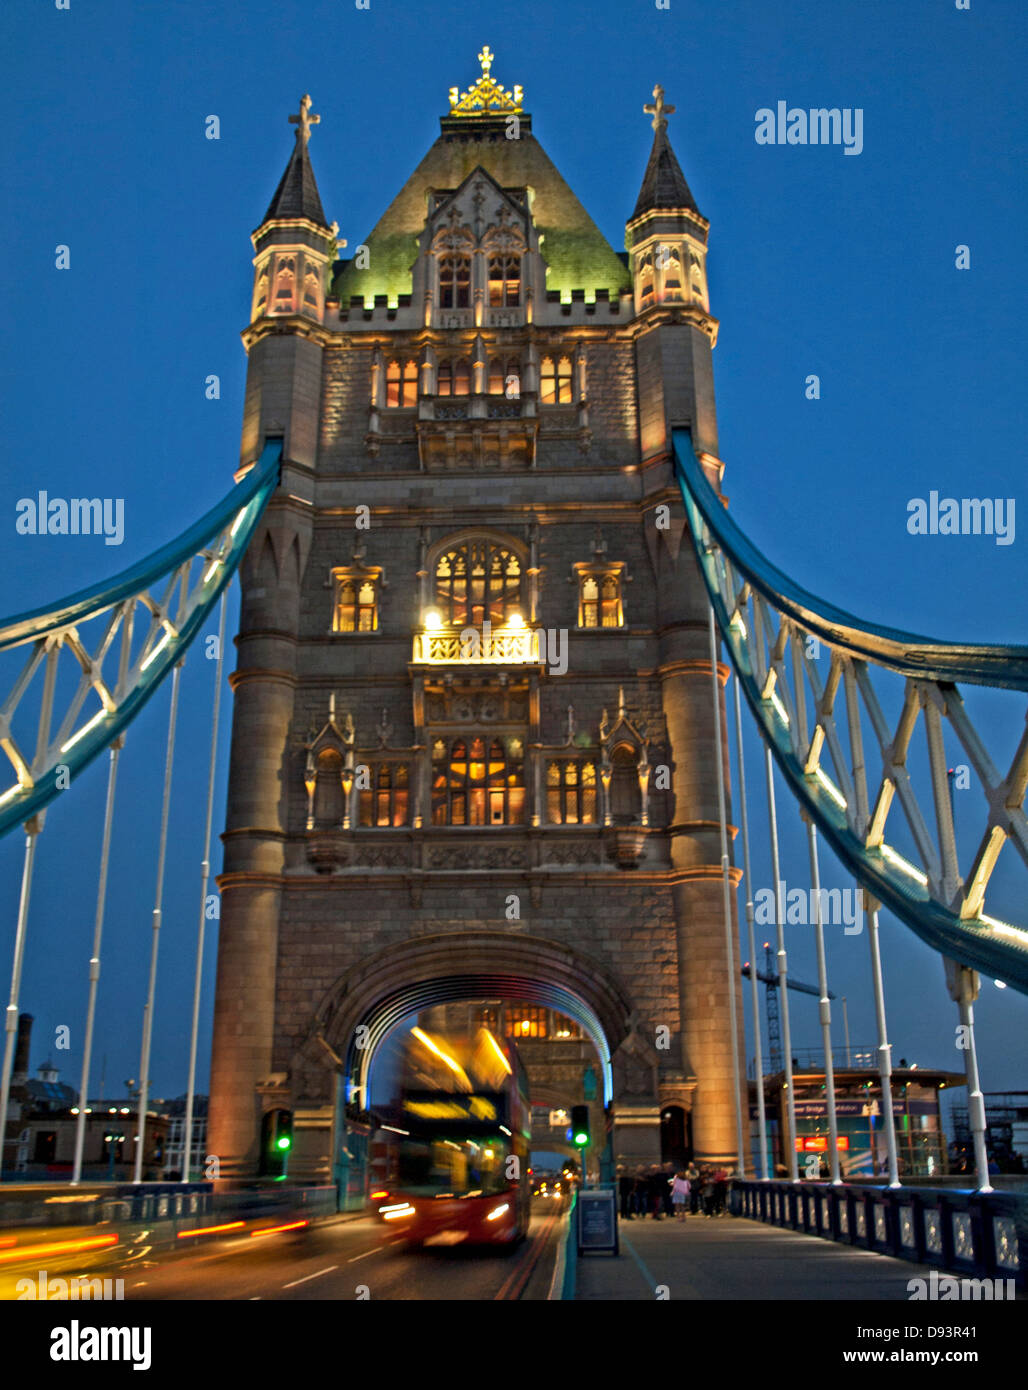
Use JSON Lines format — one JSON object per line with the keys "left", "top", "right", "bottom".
{"left": 282, "top": 1265, "right": 338, "bottom": 1288}
{"left": 346, "top": 1244, "right": 393, "bottom": 1263}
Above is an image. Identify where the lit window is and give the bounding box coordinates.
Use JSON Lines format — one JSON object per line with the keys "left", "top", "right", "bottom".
{"left": 439, "top": 255, "right": 471, "bottom": 309}
{"left": 386, "top": 359, "right": 418, "bottom": 407}
{"left": 638, "top": 251, "right": 655, "bottom": 307}
{"left": 661, "top": 247, "right": 683, "bottom": 300}
{"left": 438, "top": 359, "right": 471, "bottom": 397}
{"left": 272, "top": 257, "right": 296, "bottom": 313}
{"left": 431, "top": 736, "right": 525, "bottom": 827}
{"left": 546, "top": 760, "right": 598, "bottom": 825}
{"left": 254, "top": 265, "right": 269, "bottom": 315}
{"left": 358, "top": 764, "right": 410, "bottom": 827}
{"left": 507, "top": 1006, "right": 546, "bottom": 1039}
{"left": 488, "top": 255, "right": 520, "bottom": 307}
{"left": 540, "top": 356, "right": 573, "bottom": 404}
{"left": 434, "top": 539, "right": 522, "bottom": 626}
{"left": 488, "top": 358, "right": 520, "bottom": 395}
{"left": 690, "top": 251, "right": 704, "bottom": 299}
{"left": 302, "top": 267, "right": 321, "bottom": 311}
{"left": 578, "top": 572, "right": 623, "bottom": 628}
{"left": 474, "top": 1006, "right": 501, "bottom": 1033}
{"left": 333, "top": 574, "right": 378, "bottom": 632}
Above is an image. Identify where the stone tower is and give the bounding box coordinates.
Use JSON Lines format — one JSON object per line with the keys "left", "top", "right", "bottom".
{"left": 208, "top": 56, "right": 746, "bottom": 1185}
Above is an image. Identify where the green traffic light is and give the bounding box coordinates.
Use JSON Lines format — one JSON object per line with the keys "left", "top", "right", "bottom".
{"left": 276, "top": 1136, "right": 291, "bottom": 1150}
{"left": 574, "top": 1132, "right": 588, "bottom": 1146}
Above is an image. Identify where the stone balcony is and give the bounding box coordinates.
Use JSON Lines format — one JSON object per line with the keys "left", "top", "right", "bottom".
{"left": 415, "top": 391, "right": 538, "bottom": 469}
{"left": 302, "top": 825, "right": 665, "bottom": 877}
{"left": 411, "top": 618, "right": 543, "bottom": 668}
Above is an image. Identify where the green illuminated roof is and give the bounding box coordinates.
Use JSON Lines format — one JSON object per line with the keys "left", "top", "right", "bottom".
{"left": 332, "top": 118, "right": 630, "bottom": 306}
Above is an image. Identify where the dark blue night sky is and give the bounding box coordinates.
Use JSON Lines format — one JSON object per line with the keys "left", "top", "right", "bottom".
{"left": 0, "top": 0, "right": 1024, "bottom": 1117}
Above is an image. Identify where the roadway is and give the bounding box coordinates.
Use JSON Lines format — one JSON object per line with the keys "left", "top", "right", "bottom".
{"left": 0, "top": 1197, "right": 568, "bottom": 1302}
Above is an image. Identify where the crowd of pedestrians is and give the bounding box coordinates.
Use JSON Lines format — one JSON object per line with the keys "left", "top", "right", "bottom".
{"left": 617, "top": 1162, "right": 733, "bottom": 1221}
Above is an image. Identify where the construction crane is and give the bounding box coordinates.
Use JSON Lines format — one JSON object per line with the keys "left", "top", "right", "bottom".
{"left": 740, "top": 942, "right": 834, "bottom": 1073}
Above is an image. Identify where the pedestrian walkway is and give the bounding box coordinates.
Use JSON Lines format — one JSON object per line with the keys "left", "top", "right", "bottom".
{"left": 573, "top": 1214, "right": 945, "bottom": 1300}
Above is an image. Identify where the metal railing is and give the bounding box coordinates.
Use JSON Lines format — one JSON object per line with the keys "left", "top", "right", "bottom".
{"left": 732, "top": 1179, "right": 1025, "bottom": 1290}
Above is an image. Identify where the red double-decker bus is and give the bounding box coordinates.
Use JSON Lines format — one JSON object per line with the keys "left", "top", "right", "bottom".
{"left": 370, "top": 1027, "right": 531, "bottom": 1249}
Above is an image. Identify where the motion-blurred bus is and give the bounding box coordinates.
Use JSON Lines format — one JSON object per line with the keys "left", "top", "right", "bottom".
{"left": 370, "top": 1027, "right": 531, "bottom": 1249}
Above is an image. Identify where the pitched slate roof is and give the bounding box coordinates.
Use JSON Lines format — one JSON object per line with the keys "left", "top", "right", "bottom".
{"left": 262, "top": 136, "right": 329, "bottom": 227}
{"left": 333, "top": 121, "right": 631, "bottom": 304}
{"left": 632, "top": 123, "right": 699, "bottom": 220}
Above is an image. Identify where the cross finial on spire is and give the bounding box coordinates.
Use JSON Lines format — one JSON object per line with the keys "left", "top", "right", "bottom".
{"left": 644, "top": 84, "right": 675, "bottom": 132}
{"left": 478, "top": 44, "right": 494, "bottom": 77}
{"left": 289, "top": 93, "right": 320, "bottom": 145}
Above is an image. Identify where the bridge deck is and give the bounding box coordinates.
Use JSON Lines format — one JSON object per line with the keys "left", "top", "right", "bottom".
{"left": 572, "top": 1213, "right": 1017, "bottom": 1301}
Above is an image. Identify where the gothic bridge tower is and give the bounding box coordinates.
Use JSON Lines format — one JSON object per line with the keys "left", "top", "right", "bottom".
{"left": 208, "top": 56, "right": 746, "bottom": 1183}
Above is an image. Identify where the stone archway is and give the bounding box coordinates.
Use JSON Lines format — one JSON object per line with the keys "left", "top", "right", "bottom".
{"left": 288, "top": 930, "right": 638, "bottom": 1184}
{"left": 299, "top": 930, "right": 632, "bottom": 1102}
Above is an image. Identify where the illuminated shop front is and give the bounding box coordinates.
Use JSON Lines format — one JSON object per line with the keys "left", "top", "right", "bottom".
{"left": 752, "top": 1063, "right": 965, "bottom": 1179}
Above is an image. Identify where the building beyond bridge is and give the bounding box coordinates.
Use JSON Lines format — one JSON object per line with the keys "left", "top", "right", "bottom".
{"left": 209, "top": 52, "right": 746, "bottom": 1186}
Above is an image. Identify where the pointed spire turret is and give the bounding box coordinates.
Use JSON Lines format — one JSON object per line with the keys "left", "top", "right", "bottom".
{"left": 248, "top": 96, "right": 341, "bottom": 332}
{"left": 626, "top": 84, "right": 712, "bottom": 320}
{"left": 632, "top": 85, "right": 699, "bottom": 219}
{"left": 263, "top": 94, "right": 330, "bottom": 227}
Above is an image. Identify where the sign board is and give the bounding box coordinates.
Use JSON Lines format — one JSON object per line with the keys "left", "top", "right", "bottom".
{"left": 577, "top": 1187, "right": 618, "bottom": 1255}
{"left": 549, "top": 1109, "right": 569, "bottom": 1129}
{"left": 751, "top": 1100, "right": 919, "bottom": 1120}
{"left": 795, "top": 1135, "right": 850, "bottom": 1152}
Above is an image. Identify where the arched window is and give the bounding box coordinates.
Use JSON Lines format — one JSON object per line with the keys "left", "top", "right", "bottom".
{"left": 508, "top": 1006, "right": 547, "bottom": 1039}
{"left": 358, "top": 763, "right": 410, "bottom": 827}
{"left": 488, "top": 254, "right": 520, "bottom": 307}
{"left": 254, "top": 264, "right": 269, "bottom": 315}
{"left": 272, "top": 257, "right": 295, "bottom": 313}
{"left": 488, "top": 358, "right": 520, "bottom": 395}
{"left": 434, "top": 538, "right": 523, "bottom": 626}
{"left": 540, "top": 356, "right": 573, "bottom": 405}
{"left": 386, "top": 359, "right": 418, "bottom": 407}
{"left": 546, "top": 760, "right": 598, "bottom": 824}
{"left": 439, "top": 255, "right": 471, "bottom": 309}
{"left": 302, "top": 266, "right": 321, "bottom": 311}
{"left": 610, "top": 745, "right": 641, "bottom": 824}
{"left": 638, "top": 251, "right": 655, "bottom": 308}
{"left": 579, "top": 572, "right": 622, "bottom": 628}
{"left": 689, "top": 251, "right": 703, "bottom": 284}
{"left": 431, "top": 736, "right": 525, "bottom": 826}
{"left": 438, "top": 359, "right": 471, "bottom": 397}
{"left": 334, "top": 576, "right": 378, "bottom": 632}
{"left": 314, "top": 748, "right": 343, "bottom": 827}
{"left": 661, "top": 247, "right": 683, "bottom": 300}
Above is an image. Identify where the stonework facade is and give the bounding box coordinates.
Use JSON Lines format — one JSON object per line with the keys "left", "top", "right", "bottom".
{"left": 209, "top": 59, "right": 747, "bottom": 1185}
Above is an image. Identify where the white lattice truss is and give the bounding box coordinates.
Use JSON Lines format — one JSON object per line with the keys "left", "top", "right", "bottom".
{"left": 673, "top": 428, "right": 1028, "bottom": 993}
{"left": 0, "top": 443, "right": 281, "bottom": 836}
